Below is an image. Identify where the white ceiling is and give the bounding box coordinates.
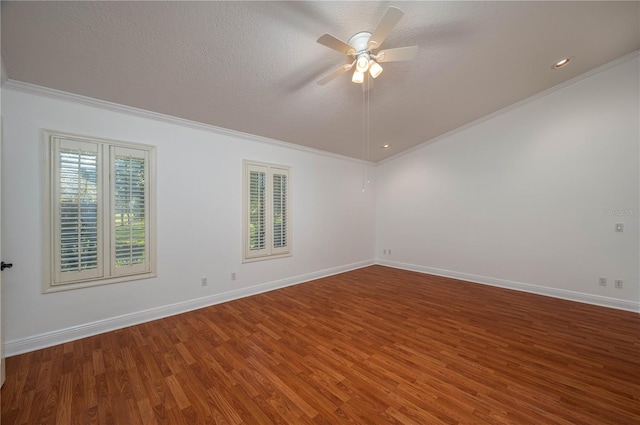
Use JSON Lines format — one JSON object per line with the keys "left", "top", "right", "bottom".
{"left": 2, "top": 1, "right": 638, "bottom": 162}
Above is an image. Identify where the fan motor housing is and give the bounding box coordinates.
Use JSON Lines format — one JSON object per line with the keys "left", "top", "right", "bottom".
{"left": 348, "top": 31, "right": 373, "bottom": 55}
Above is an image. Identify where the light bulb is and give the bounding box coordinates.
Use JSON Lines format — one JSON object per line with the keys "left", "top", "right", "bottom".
{"left": 352, "top": 70, "right": 364, "bottom": 84}
{"left": 356, "top": 55, "right": 370, "bottom": 73}
{"left": 369, "top": 61, "right": 383, "bottom": 78}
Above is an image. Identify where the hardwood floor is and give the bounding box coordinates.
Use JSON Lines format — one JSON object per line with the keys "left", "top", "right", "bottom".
{"left": 2, "top": 265, "right": 639, "bottom": 424}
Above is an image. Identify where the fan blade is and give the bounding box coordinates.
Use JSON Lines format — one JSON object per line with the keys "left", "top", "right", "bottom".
{"left": 317, "top": 61, "right": 355, "bottom": 85}
{"left": 375, "top": 46, "right": 418, "bottom": 63}
{"left": 368, "top": 7, "right": 404, "bottom": 50}
{"left": 317, "top": 34, "right": 355, "bottom": 56}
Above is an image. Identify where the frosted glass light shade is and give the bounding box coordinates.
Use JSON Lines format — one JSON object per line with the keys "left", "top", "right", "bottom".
{"left": 369, "top": 61, "right": 383, "bottom": 78}
{"left": 356, "top": 55, "right": 370, "bottom": 73}
{"left": 352, "top": 71, "right": 364, "bottom": 84}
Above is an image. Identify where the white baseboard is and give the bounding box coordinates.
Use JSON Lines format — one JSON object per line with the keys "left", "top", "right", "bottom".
{"left": 5, "top": 259, "right": 375, "bottom": 357}
{"left": 376, "top": 259, "right": 640, "bottom": 313}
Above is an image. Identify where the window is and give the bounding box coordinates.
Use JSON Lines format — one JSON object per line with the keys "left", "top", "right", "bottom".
{"left": 243, "top": 160, "right": 291, "bottom": 261}
{"left": 43, "top": 131, "right": 156, "bottom": 291}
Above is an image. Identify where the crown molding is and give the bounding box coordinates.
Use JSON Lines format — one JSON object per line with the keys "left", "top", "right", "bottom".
{"left": 1, "top": 79, "right": 373, "bottom": 165}
{"left": 1, "top": 57, "right": 7, "bottom": 86}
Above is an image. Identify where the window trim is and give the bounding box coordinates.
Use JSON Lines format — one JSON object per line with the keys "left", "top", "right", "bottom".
{"left": 242, "top": 160, "right": 291, "bottom": 263}
{"left": 42, "top": 130, "right": 157, "bottom": 293}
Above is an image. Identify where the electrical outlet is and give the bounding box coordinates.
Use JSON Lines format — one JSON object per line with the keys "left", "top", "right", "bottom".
{"left": 231, "top": 272, "right": 237, "bottom": 281}
{"left": 201, "top": 277, "right": 208, "bottom": 287}
{"left": 598, "top": 277, "right": 607, "bottom": 286}
{"left": 614, "top": 280, "right": 623, "bottom": 289}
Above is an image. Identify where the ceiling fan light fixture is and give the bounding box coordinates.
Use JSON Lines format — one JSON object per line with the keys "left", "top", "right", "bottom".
{"left": 315, "top": 7, "right": 418, "bottom": 86}
{"left": 369, "top": 61, "right": 383, "bottom": 78}
{"left": 356, "top": 54, "right": 370, "bottom": 73}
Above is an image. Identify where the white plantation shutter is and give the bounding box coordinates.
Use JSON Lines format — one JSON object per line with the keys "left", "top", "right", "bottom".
{"left": 244, "top": 161, "right": 291, "bottom": 261}
{"left": 53, "top": 138, "right": 103, "bottom": 284}
{"left": 271, "top": 168, "right": 289, "bottom": 255}
{"left": 111, "top": 146, "right": 150, "bottom": 276}
{"left": 247, "top": 165, "right": 268, "bottom": 257}
{"left": 46, "top": 131, "right": 155, "bottom": 291}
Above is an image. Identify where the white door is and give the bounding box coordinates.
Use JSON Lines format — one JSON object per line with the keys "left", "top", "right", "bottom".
{"left": 1, "top": 117, "right": 5, "bottom": 386}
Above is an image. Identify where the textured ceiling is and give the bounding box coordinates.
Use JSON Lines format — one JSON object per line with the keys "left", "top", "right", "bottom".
{"left": 2, "top": 1, "right": 639, "bottom": 162}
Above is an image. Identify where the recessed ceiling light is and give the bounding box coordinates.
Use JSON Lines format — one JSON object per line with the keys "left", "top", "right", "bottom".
{"left": 552, "top": 57, "right": 573, "bottom": 69}
{"left": 382, "top": 144, "right": 390, "bottom": 149}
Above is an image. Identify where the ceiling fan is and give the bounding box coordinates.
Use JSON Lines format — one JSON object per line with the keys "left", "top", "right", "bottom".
{"left": 316, "top": 6, "right": 418, "bottom": 87}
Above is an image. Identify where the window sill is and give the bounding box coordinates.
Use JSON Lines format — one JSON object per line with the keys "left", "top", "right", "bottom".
{"left": 43, "top": 271, "right": 157, "bottom": 293}
{"left": 242, "top": 252, "right": 292, "bottom": 264}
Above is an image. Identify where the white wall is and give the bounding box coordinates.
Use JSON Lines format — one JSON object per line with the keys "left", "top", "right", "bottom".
{"left": 1, "top": 87, "right": 375, "bottom": 353}
{"left": 376, "top": 54, "right": 639, "bottom": 311}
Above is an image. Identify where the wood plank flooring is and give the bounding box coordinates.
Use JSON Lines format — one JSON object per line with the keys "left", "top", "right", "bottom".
{"left": 2, "top": 265, "right": 639, "bottom": 424}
